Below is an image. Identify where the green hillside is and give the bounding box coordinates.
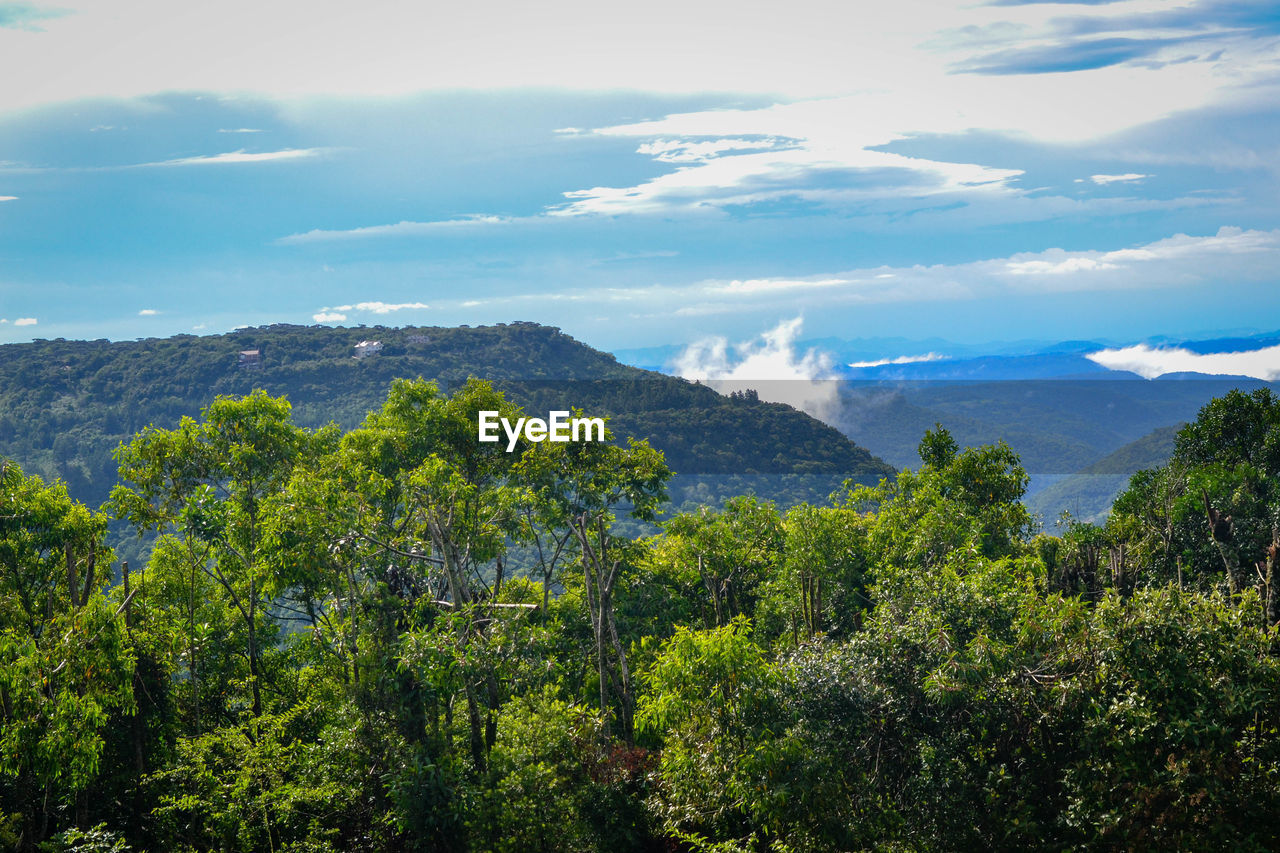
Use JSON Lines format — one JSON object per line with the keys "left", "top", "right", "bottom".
{"left": 1026, "top": 424, "right": 1181, "bottom": 523}
{"left": 0, "top": 322, "right": 892, "bottom": 510}
{"left": 836, "top": 379, "right": 1268, "bottom": 473}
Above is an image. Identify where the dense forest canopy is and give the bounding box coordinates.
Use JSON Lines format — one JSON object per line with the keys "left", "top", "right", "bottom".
{"left": 2, "top": 379, "right": 1280, "bottom": 851}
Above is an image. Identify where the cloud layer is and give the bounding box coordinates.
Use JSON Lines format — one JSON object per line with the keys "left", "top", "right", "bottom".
{"left": 673, "top": 317, "right": 841, "bottom": 420}
{"left": 312, "top": 301, "right": 430, "bottom": 323}
{"left": 575, "top": 227, "right": 1280, "bottom": 320}
{"left": 1087, "top": 343, "right": 1280, "bottom": 380}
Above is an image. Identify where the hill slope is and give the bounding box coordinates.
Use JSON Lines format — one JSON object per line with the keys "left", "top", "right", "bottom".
{"left": 0, "top": 322, "right": 893, "bottom": 510}
{"left": 834, "top": 379, "right": 1268, "bottom": 474}
{"left": 1025, "top": 425, "right": 1180, "bottom": 524}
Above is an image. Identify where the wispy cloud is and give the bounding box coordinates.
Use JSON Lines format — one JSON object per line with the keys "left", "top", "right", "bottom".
{"left": 139, "top": 148, "right": 323, "bottom": 167}
{"left": 138, "top": 308, "right": 158, "bottom": 316}
{"left": 279, "top": 215, "right": 512, "bottom": 244}
{"left": 217, "top": 128, "right": 264, "bottom": 133}
{"left": 1091, "top": 173, "right": 1148, "bottom": 185}
{"left": 635, "top": 137, "right": 794, "bottom": 163}
{"left": 328, "top": 301, "right": 428, "bottom": 314}
{"left": 0, "top": 148, "right": 327, "bottom": 175}
{"left": 1006, "top": 257, "right": 1118, "bottom": 275}
{"left": 0, "top": 2, "right": 68, "bottom": 31}
{"left": 708, "top": 277, "right": 849, "bottom": 296}
{"left": 14, "top": 317, "right": 36, "bottom": 326}
{"left": 849, "top": 353, "right": 948, "bottom": 369}
{"left": 987, "top": 0, "right": 1125, "bottom": 6}
{"left": 956, "top": 34, "right": 1209, "bottom": 75}
{"left": 508, "top": 226, "right": 1278, "bottom": 320}
{"left": 313, "top": 301, "right": 429, "bottom": 323}
{"left": 712, "top": 227, "right": 1279, "bottom": 306}
{"left": 952, "top": 0, "right": 1280, "bottom": 77}
{"left": 1087, "top": 343, "right": 1280, "bottom": 380}
{"left": 591, "top": 250, "right": 680, "bottom": 265}
{"left": 550, "top": 100, "right": 1024, "bottom": 218}
{"left": 0, "top": 195, "right": 15, "bottom": 201}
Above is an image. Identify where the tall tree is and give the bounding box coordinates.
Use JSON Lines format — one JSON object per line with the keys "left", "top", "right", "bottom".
{"left": 111, "top": 390, "right": 325, "bottom": 719}
{"left": 0, "top": 459, "right": 133, "bottom": 849}
{"left": 520, "top": 433, "right": 670, "bottom": 743}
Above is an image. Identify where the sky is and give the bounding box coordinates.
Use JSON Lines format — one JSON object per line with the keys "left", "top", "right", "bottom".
{"left": 1, "top": 0, "right": 1278, "bottom": 365}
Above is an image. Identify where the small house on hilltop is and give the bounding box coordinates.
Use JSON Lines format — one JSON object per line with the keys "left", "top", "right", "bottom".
{"left": 354, "top": 340, "right": 383, "bottom": 359}
{"left": 238, "top": 349, "right": 262, "bottom": 370}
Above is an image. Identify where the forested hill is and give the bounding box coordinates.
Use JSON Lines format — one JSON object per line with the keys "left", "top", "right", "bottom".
{"left": 0, "top": 321, "right": 892, "bottom": 508}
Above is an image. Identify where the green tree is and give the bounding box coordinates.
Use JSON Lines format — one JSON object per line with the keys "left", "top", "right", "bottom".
{"left": 776, "top": 503, "right": 871, "bottom": 641}
{"left": 654, "top": 497, "right": 784, "bottom": 630}
{"left": 0, "top": 460, "right": 134, "bottom": 849}
{"left": 637, "top": 618, "right": 785, "bottom": 852}
{"left": 111, "top": 390, "right": 327, "bottom": 720}
{"left": 521, "top": 432, "right": 670, "bottom": 744}
{"left": 1112, "top": 388, "right": 1280, "bottom": 623}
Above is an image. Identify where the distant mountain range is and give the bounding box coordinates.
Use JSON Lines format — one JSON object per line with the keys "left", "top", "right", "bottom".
{"left": 615, "top": 330, "right": 1280, "bottom": 382}
{"left": 614, "top": 330, "right": 1280, "bottom": 523}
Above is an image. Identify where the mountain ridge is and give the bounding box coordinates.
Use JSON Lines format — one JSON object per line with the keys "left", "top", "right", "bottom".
{"left": 0, "top": 321, "right": 893, "bottom": 512}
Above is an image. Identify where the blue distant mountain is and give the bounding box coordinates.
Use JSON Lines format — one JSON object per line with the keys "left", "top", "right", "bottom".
{"left": 612, "top": 330, "right": 1280, "bottom": 520}
{"left": 616, "top": 330, "right": 1280, "bottom": 383}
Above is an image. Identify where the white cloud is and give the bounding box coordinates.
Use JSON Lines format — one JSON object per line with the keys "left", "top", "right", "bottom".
{"left": 1087, "top": 343, "right": 1280, "bottom": 381}
{"left": 0, "top": 318, "right": 7, "bottom": 324}
{"left": 14, "top": 317, "right": 36, "bottom": 326}
{"left": 217, "top": 128, "right": 263, "bottom": 133}
{"left": 691, "top": 227, "right": 1278, "bottom": 310}
{"left": 138, "top": 308, "right": 158, "bottom": 315}
{"left": 0, "top": 0, "right": 1264, "bottom": 145}
{"left": 674, "top": 317, "right": 840, "bottom": 420}
{"left": 278, "top": 215, "right": 512, "bottom": 244}
{"left": 312, "top": 301, "right": 428, "bottom": 323}
{"left": 711, "top": 277, "right": 849, "bottom": 296}
{"left": 0, "top": 195, "right": 15, "bottom": 201}
{"left": 1091, "top": 173, "right": 1149, "bottom": 185}
{"left": 1006, "top": 257, "right": 1118, "bottom": 275}
{"left": 553, "top": 99, "right": 1026, "bottom": 217}
{"left": 635, "top": 138, "right": 788, "bottom": 163}
{"left": 328, "top": 301, "right": 428, "bottom": 314}
{"left": 4, "top": 147, "right": 327, "bottom": 176}
{"left": 140, "top": 148, "right": 322, "bottom": 167}
{"left": 849, "top": 353, "right": 947, "bottom": 369}
{"left": 500, "top": 226, "right": 1279, "bottom": 320}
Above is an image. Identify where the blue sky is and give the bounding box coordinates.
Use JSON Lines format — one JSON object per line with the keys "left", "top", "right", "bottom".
{"left": 0, "top": 0, "right": 1278, "bottom": 360}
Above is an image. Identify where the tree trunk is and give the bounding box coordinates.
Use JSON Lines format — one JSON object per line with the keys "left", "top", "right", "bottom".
{"left": 696, "top": 554, "right": 722, "bottom": 627}
{"left": 586, "top": 558, "right": 611, "bottom": 736}
{"left": 465, "top": 683, "right": 486, "bottom": 773}
{"left": 605, "top": 595, "right": 634, "bottom": 745}
{"left": 1203, "top": 490, "right": 1246, "bottom": 593}
{"left": 80, "top": 547, "right": 94, "bottom": 608}
{"left": 248, "top": 576, "right": 262, "bottom": 718}
{"left": 1265, "top": 525, "right": 1280, "bottom": 628}
{"left": 65, "top": 543, "right": 79, "bottom": 608}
